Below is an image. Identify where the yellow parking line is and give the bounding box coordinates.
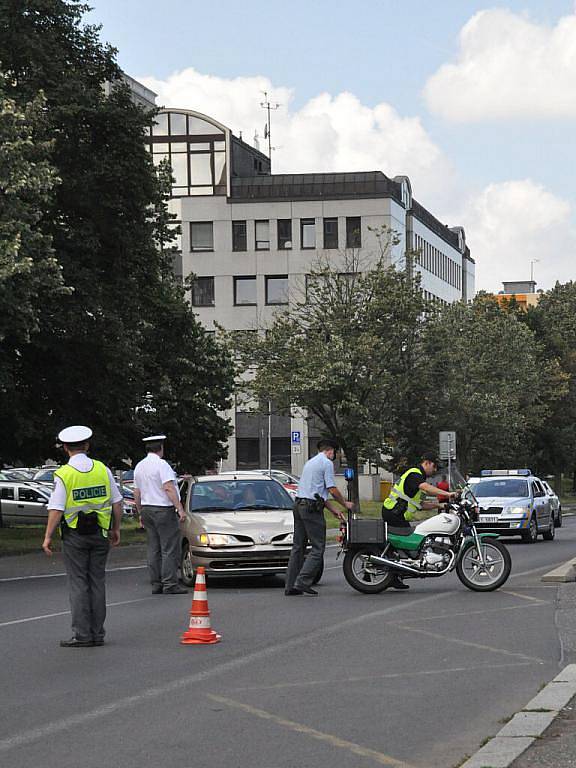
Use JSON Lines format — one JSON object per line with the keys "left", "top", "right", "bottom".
{"left": 207, "top": 694, "right": 416, "bottom": 768}
{"left": 500, "top": 589, "right": 547, "bottom": 603}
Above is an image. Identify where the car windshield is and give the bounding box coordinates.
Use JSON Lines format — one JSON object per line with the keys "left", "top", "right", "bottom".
{"left": 191, "top": 479, "right": 293, "bottom": 512}
{"left": 34, "top": 469, "right": 55, "bottom": 482}
{"left": 469, "top": 478, "right": 529, "bottom": 498}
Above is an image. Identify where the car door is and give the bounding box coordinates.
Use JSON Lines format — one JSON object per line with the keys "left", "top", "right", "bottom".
{"left": 0, "top": 484, "right": 20, "bottom": 525}
{"left": 15, "top": 485, "right": 49, "bottom": 524}
{"left": 531, "top": 480, "right": 550, "bottom": 529}
{"left": 543, "top": 482, "right": 559, "bottom": 517}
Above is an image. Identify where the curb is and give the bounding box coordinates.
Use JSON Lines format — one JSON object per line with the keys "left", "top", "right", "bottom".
{"left": 541, "top": 557, "right": 576, "bottom": 583}
{"left": 460, "top": 664, "right": 576, "bottom": 768}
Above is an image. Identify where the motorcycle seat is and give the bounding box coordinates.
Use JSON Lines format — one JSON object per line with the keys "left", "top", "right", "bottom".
{"left": 387, "top": 526, "right": 413, "bottom": 537}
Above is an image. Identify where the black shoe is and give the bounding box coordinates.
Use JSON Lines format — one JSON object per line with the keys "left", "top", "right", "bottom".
{"left": 60, "top": 637, "right": 93, "bottom": 647}
{"left": 300, "top": 586, "right": 318, "bottom": 595}
{"left": 390, "top": 577, "right": 410, "bottom": 590}
{"left": 164, "top": 586, "right": 188, "bottom": 594}
{"left": 151, "top": 586, "right": 163, "bottom": 594}
{"left": 92, "top": 639, "right": 105, "bottom": 646}
{"left": 285, "top": 588, "right": 303, "bottom": 596}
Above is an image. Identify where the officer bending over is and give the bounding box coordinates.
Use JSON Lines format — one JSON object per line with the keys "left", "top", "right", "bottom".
{"left": 285, "top": 439, "right": 353, "bottom": 596}
{"left": 382, "top": 452, "right": 457, "bottom": 590}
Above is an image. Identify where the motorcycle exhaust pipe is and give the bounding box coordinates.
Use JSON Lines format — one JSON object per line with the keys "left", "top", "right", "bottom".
{"left": 368, "top": 555, "right": 424, "bottom": 575}
{"left": 368, "top": 552, "right": 456, "bottom": 576}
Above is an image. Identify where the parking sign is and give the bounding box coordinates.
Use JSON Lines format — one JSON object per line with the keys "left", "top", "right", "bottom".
{"left": 291, "top": 431, "right": 301, "bottom": 445}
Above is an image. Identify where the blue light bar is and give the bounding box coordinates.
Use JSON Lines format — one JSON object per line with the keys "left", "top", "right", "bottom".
{"left": 480, "top": 469, "right": 532, "bottom": 477}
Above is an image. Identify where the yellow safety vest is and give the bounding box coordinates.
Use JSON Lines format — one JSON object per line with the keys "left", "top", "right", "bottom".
{"left": 383, "top": 467, "right": 424, "bottom": 520}
{"left": 54, "top": 460, "right": 113, "bottom": 531}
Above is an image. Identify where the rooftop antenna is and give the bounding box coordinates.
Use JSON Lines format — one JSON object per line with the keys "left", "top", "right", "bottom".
{"left": 253, "top": 130, "right": 260, "bottom": 151}
{"left": 260, "top": 91, "right": 280, "bottom": 167}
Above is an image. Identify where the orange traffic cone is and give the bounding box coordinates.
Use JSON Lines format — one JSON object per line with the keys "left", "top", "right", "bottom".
{"left": 180, "top": 566, "right": 221, "bottom": 645}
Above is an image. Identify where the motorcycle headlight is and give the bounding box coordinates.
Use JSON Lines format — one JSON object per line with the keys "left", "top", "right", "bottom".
{"left": 507, "top": 506, "right": 530, "bottom": 517}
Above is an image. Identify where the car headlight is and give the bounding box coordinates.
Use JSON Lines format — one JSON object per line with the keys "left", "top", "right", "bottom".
{"left": 507, "top": 506, "right": 530, "bottom": 517}
{"left": 281, "top": 532, "right": 294, "bottom": 545}
{"left": 196, "top": 533, "right": 250, "bottom": 548}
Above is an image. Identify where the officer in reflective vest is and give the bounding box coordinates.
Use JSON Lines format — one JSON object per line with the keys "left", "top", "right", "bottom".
{"left": 382, "top": 452, "right": 457, "bottom": 590}
{"left": 42, "top": 426, "right": 123, "bottom": 647}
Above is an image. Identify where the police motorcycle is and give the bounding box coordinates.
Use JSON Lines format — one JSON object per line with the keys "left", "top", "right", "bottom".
{"left": 340, "top": 483, "right": 512, "bottom": 594}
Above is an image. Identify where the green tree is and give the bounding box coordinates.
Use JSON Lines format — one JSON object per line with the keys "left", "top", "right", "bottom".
{"left": 524, "top": 282, "right": 576, "bottom": 484}
{"left": 232, "top": 228, "right": 430, "bottom": 500}
{"left": 0, "top": 0, "right": 233, "bottom": 469}
{"left": 420, "top": 297, "right": 562, "bottom": 473}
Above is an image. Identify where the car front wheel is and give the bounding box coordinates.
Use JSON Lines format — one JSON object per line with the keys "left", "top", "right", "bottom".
{"left": 521, "top": 516, "right": 538, "bottom": 544}
{"left": 180, "top": 540, "right": 196, "bottom": 587}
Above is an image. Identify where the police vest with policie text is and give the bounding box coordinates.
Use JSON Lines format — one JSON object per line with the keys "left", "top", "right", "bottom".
{"left": 54, "top": 461, "right": 113, "bottom": 531}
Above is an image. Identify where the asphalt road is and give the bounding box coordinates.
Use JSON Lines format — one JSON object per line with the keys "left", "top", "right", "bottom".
{"left": 2, "top": 519, "right": 576, "bottom": 768}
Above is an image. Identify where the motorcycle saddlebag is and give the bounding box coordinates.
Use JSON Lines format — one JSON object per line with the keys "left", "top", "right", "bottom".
{"left": 347, "top": 517, "right": 385, "bottom": 545}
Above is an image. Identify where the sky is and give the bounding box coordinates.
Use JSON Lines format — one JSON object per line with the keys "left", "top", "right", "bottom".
{"left": 86, "top": 0, "right": 576, "bottom": 291}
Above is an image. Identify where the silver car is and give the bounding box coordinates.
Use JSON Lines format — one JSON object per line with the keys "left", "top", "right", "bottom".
{"left": 541, "top": 480, "right": 562, "bottom": 527}
{"left": 469, "top": 470, "right": 555, "bottom": 543}
{"left": 0, "top": 482, "right": 50, "bottom": 525}
{"left": 179, "top": 473, "right": 295, "bottom": 583}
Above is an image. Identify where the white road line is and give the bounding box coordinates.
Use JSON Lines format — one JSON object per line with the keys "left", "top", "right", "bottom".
{"left": 0, "top": 591, "right": 448, "bottom": 753}
{"left": 0, "top": 597, "right": 154, "bottom": 628}
{"left": 0, "top": 564, "right": 147, "bottom": 583}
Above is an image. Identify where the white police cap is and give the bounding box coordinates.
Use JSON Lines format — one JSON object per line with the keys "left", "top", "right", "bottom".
{"left": 142, "top": 434, "right": 167, "bottom": 443}
{"left": 58, "top": 425, "right": 93, "bottom": 443}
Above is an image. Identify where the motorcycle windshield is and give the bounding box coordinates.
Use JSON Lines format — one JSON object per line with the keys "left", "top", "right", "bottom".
{"left": 449, "top": 464, "right": 479, "bottom": 506}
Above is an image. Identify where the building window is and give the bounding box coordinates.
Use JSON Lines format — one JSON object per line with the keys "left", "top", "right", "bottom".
{"left": 271, "top": 437, "right": 291, "bottom": 472}
{"left": 236, "top": 438, "right": 260, "bottom": 470}
{"left": 323, "top": 217, "right": 338, "bottom": 249}
{"left": 266, "top": 275, "right": 289, "bottom": 305}
{"left": 234, "top": 276, "right": 257, "bottom": 306}
{"left": 232, "top": 221, "right": 247, "bottom": 251}
{"left": 301, "top": 218, "right": 316, "bottom": 249}
{"left": 278, "top": 219, "right": 292, "bottom": 250}
{"left": 190, "top": 222, "right": 213, "bottom": 251}
{"left": 191, "top": 277, "right": 215, "bottom": 307}
{"left": 255, "top": 220, "right": 270, "bottom": 250}
{"left": 346, "top": 217, "right": 361, "bottom": 248}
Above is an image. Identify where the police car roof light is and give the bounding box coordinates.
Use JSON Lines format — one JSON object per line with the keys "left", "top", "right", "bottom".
{"left": 480, "top": 469, "right": 532, "bottom": 477}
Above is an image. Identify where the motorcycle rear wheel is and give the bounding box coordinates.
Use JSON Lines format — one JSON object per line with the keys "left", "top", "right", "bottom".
{"left": 456, "top": 539, "right": 511, "bottom": 592}
{"left": 343, "top": 546, "right": 394, "bottom": 594}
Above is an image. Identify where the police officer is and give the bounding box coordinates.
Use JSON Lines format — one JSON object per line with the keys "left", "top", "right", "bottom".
{"left": 42, "top": 426, "right": 123, "bottom": 647}
{"left": 382, "top": 452, "right": 457, "bottom": 590}
{"left": 133, "top": 435, "right": 187, "bottom": 595}
{"left": 285, "top": 438, "right": 354, "bottom": 596}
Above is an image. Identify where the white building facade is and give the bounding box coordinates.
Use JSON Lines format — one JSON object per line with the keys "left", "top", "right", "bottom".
{"left": 147, "top": 108, "right": 475, "bottom": 482}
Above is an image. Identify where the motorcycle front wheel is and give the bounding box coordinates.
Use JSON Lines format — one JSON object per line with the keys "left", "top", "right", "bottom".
{"left": 456, "top": 539, "right": 511, "bottom": 592}
{"left": 343, "top": 546, "right": 394, "bottom": 594}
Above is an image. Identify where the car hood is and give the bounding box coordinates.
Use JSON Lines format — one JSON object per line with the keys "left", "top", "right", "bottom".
{"left": 190, "top": 509, "right": 294, "bottom": 537}
{"left": 477, "top": 496, "right": 530, "bottom": 509}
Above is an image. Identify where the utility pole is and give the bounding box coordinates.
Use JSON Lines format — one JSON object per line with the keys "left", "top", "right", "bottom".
{"left": 260, "top": 91, "right": 280, "bottom": 167}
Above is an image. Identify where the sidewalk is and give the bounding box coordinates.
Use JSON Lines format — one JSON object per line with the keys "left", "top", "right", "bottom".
{"left": 511, "top": 694, "right": 576, "bottom": 767}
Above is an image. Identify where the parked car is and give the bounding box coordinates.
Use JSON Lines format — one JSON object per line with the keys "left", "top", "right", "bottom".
{"left": 1, "top": 468, "right": 37, "bottom": 481}
{"left": 0, "top": 482, "right": 50, "bottom": 525}
{"left": 178, "top": 473, "right": 295, "bottom": 583}
{"left": 541, "top": 480, "right": 562, "bottom": 527}
{"left": 120, "top": 485, "right": 138, "bottom": 517}
{"left": 32, "top": 467, "right": 57, "bottom": 485}
{"left": 468, "top": 469, "right": 555, "bottom": 543}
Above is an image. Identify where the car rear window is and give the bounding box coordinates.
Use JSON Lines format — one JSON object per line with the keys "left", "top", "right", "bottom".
{"left": 191, "top": 479, "right": 293, "bottom": 512}
{"left": 469, "top": 479, "right": 529, "bottom": 498}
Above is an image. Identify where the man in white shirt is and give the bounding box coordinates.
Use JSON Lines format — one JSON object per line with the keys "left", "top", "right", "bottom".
{"left": 42, "top": 425, "right": 123, "bottom": 647}
{"left": 133, "top": 435, "right": 187, "bottom": 595}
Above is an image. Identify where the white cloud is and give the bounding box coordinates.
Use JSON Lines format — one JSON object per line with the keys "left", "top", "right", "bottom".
{"left": 140, "top": 67, "right": 457, "bottom": 206}
{"left": 456, "top": 180, "right": 576, "bottom": 291}
{"left": 424, "top": 8, "right": 576, "bottom": 122}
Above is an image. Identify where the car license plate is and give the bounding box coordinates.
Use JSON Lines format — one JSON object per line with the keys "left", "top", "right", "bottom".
{"left": 480, "top": 515, "right": 501, "bottom": 523}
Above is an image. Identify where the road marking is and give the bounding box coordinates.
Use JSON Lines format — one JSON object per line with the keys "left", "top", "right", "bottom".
{"left": 510, "top": 561, "right": 576, "bottom": 580}
{"left": 500, "top": 589, "right": 547, "bottom": 603}
{"left": 231, "top": 661, "right": 533, "bottom": 692}
{"left": 394, "top": 623, "right": 544, "bottom": 663}
{"left": 0, "top": 597, "right": 154, "bottom": 628}
{"left": 0, "top": 591, "right": 447, "bottom": 753}
{"left": 207, "top": 694, "right": 415, "bottom": 768}
{"left": 0, "top": 564, "right": 147, "bottom": 582}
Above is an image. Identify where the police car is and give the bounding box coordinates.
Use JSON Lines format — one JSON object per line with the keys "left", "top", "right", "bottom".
{"left": 468, "top": 469, "right": 555, "bottom": 543}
